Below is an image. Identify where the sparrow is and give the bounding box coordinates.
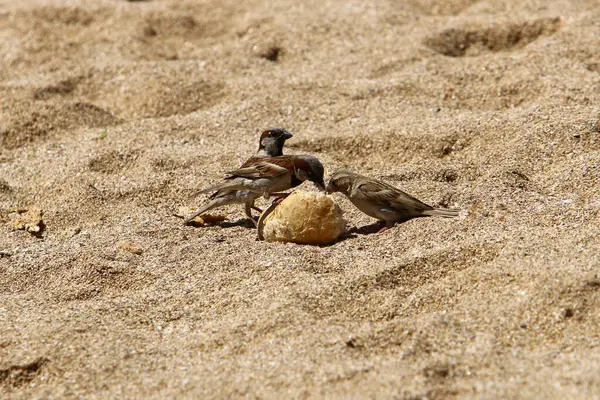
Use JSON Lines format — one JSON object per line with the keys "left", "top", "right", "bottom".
{"left": 326, "top": 170, "right": 459, "bottom": 231}
{"left": 185, "top": 154, "right": 325, "bottom": 224}
{"left": 255, "top": 128, "right": 294, "bottom": 157}
{"left": 185, "top": 128, "right": 293, "bottom": 225}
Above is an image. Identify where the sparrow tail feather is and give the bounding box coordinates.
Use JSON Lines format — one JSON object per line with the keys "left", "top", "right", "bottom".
{"left": 193, "top": 183, "right": 259, "bottom": 196}
{"left": 424, "top": 208, "right": 460, "bottom": 218}
{"left": 184, "top": 202, "right": 217, "bottom": 224}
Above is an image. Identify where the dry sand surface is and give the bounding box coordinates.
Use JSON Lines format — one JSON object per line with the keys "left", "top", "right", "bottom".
{"left": 1, "top": 0, "right": 600, "bottom": 398}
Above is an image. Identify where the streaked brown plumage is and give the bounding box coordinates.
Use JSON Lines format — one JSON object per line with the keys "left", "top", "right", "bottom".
{"left": 185, "top": 128, "right": 293, "bottom": 225}
{"left": 185, "top": 154, "right": 325, "bottom": 224}
{"left": 326, "top": 170, "right": 459, "bottom": 230}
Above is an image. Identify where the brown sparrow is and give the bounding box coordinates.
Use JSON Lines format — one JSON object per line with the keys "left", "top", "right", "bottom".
{"left": 326, "top": 170, "right": 459, "bottom": 231}
{"left": 255, "top": 128, "right": 293, "bottom": 157}
{"left": 185, "top": 128, "right": 293, "bottom": 225}
{"left": 185, "top": 154, "right": 325, "bottom": 224}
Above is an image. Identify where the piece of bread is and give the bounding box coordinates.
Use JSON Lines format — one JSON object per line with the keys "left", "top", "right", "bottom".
{"left": 258, "top": 191, "right": 346, "bottom": 245}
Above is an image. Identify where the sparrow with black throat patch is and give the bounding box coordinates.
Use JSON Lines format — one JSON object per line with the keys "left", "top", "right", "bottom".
{"left": 185, "top": 155, "right": 325, "bottom": 225}
{"left": 185, "top": 128, "right": 293, "bottom": 225}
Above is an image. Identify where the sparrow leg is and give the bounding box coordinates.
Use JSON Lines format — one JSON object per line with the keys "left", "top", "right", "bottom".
{"left": 245, "top": 202, "right": 259, "bottom": 227}
{"left": 377, "top": 220, "right": 394, "bottom": 233}
{"left": 271, "top": 196, "right": 288, "bottom": 206}
{"left": 250, "top": 199, "right": 262, "bottom": 213}
{"left": 270, "top": 192, "right": 291, "bottom": 198}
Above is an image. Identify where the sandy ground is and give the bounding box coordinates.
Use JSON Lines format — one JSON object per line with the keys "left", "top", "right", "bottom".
{"left": 1, "top": 0, "right": 600, "bottom": 398}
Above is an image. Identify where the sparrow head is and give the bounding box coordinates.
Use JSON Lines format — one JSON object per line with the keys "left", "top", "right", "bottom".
{"left": 326, "top": 170, "right": 354, "bottom": 195}
{"left": 294, "top": 155, "right": 326, "bottom": 191}
{"left": 257, "top": 128, "right": 293, "bottom": 157}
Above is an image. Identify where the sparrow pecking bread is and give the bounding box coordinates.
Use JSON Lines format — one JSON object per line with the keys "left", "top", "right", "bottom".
{"left": 326, "top": 170, "right": 459, "bottom": 231}
{"left": 185, "top": 154, "right": 325, "bottom": 224}
{"left": 185, "top": 128, "right": 293, "bottom": 225}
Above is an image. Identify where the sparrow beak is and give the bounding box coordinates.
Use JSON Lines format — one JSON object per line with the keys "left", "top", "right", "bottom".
{"left": 316, "top": 179, "right": 327, "bottom": 192}
{"left": 282, "top": 130, "right": 293, "bottom": 140}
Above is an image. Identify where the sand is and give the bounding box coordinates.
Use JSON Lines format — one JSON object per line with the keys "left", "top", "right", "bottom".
{"left": 1, "top": 0, "right": 599, "bottom": 398}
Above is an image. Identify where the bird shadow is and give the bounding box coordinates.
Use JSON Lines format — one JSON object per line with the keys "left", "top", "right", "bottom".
{"left": 218, "top": 219, "right": 257, "bottom": 229}
{"left": 186, "top": 218, "right": 256, "bottom": 230}
{"left": 338, "top": 219, "right": 417, "bottom": 240}
{"left": 333, "top": 223, "right": 379, "bottom": 242}
{"left": 344, "top": 222, "right": 384, "bottom": 237}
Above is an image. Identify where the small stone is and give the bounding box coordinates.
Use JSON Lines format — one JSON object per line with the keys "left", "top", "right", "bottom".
{"left": 8, "top": 207, "right": 44, "bottom": 234}
{"left": 255, "top": 45, "right": 282, "bottom": 62}
{"left": 564, "top": 308, "right": 574, "bottom": 318}
{"left": 64, "top": 226, "right": 81, "bottom": 238}
{"left": 584, "top": 279, "right": 600, "bottom": 288}
{"left": 117, "top": 241, "right": 143, "bottom": 255}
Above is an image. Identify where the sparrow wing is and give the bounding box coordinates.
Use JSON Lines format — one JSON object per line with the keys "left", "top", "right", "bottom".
{"left": 226, "top": 156, "right": 293, "bottom": 179}
{"left": 195, "top": 156, "right": 267, "bottom": 199}
{"left": 355, "top": 179, "right": 434, "bottom": 212}
{"left": 192, "top": 157, "right": 294, "bottom": 197}
{"left": 192, "top": 179, "right": 252, "bottom": 196}
{"left": 239, "top": 155, "right": 267, "bottom": 168}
